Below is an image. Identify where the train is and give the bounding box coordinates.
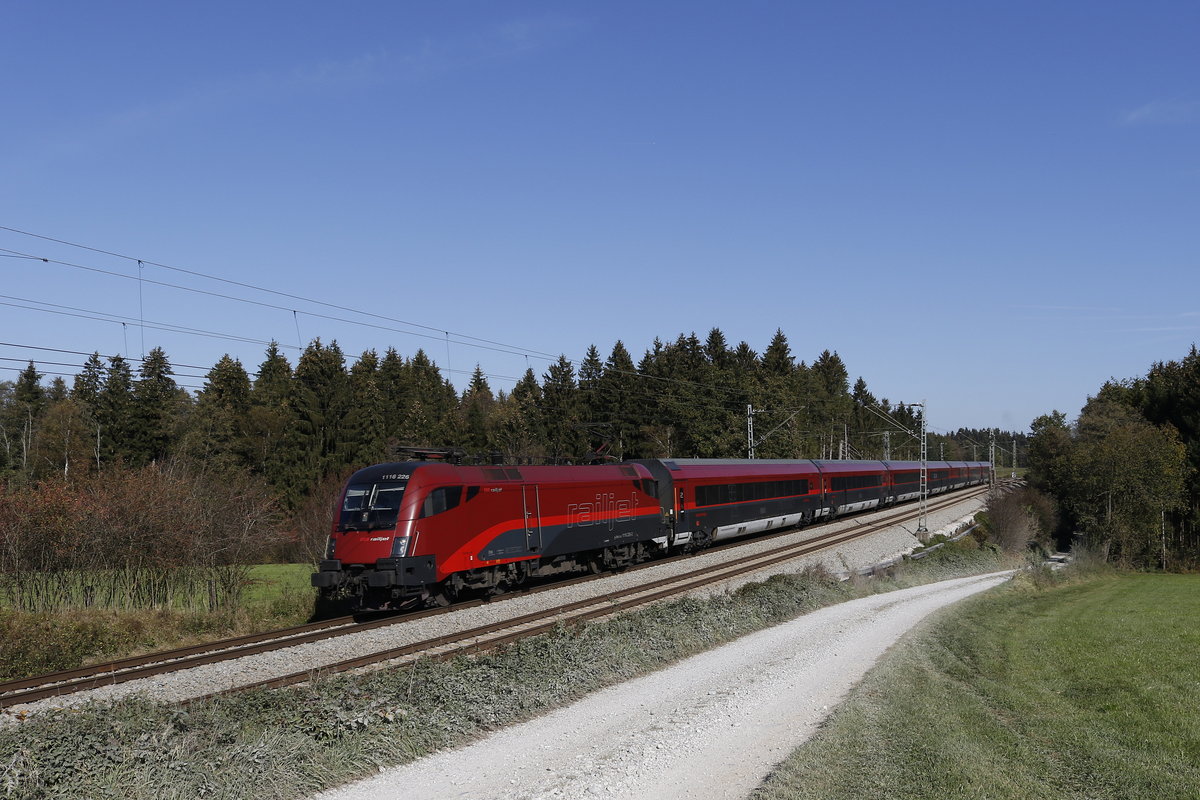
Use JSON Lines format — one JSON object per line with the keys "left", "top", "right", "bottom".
{"left": 311, "top": 457, "right": 992, "bottom": 608}
{"left": 312, "top": 455, "right": 993, "bottom": 606}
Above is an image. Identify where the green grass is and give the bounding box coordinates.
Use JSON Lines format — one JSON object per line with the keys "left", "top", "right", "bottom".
{"left": 0, "top": 565, "right": 316, "bottom": 681}
{"left": 242, "top": 564, "right": 316, "bottom": 612}
{"left": 1, "top": 563, "right": 317, "bottom": 614}
{"left": 752, "top": 571, "right": 1200, "bottom": 800}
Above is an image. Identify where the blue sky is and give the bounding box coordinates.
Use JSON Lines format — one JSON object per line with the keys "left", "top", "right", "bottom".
{"left": 2, "top": 1, "right": 1198, "bottom": 436}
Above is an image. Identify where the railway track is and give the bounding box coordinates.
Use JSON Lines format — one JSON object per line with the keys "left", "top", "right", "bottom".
{"left": 3, "top": 486, "right": 991, "bottom": 712}
{"left": 204, "top": 485, "right": 991, "bottom": 699}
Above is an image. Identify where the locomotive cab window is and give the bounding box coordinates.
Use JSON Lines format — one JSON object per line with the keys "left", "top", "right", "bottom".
{"left": 339, "top": 480, "right": 407, "bottom": 531}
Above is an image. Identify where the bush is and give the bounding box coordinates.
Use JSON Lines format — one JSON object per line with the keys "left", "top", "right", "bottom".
{"left": 0, "top": 462, "right": 284, "bottom": 613}
{"left": 978, "top": 486, "right": 1054, "bottom": 554}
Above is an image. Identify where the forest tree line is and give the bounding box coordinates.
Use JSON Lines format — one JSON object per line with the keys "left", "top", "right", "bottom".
{"left": 1025, "top": 345, "right": 1200, "bottom": 569}
{"left": 1, "top": 328, "right": 1009, "bottom": 502}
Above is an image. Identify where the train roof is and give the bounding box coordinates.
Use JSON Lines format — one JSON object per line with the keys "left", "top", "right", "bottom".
{"left": 347, "top": 459, "right": 993, "bottom": 486}
{"left": 639, "top": 459, "right": 823, "bottom": 478}
{"left": 346, "top": 461, "right": 656, "bottom": 485}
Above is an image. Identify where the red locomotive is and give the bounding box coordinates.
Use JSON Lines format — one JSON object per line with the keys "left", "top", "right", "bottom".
{"left": 311, "top": 458, "right": 991, "bottom": 608}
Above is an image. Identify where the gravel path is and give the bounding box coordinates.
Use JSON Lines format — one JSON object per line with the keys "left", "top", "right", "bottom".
{"left": 314, "top": 570, "right": 1011, "bottom": 800}
{"left": 4, "top": 493, "right": 984, "bottom": 722}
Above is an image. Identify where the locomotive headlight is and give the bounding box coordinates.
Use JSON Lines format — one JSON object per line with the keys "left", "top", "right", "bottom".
{"left": 324, "top": 536, "right": 336, "bottom": 559}
{"left": 391, "top": 535, "right": 411, "bottom": 558}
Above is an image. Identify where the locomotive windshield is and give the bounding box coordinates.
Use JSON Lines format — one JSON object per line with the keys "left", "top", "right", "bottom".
{"left": 338, "top": 480, "right": 407, "bottom": 531}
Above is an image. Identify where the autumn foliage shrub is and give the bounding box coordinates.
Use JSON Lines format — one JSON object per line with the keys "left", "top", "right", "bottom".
{"left": 0, "top": 461, "right": 284, "bottom": 612}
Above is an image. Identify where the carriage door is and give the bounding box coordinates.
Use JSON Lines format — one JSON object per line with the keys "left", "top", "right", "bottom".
{"left": 522, "top": 484, "right": 542, "bottom": 552}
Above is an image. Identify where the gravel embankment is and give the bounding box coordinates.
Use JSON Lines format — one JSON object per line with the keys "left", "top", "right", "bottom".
{"left": 314, "top": 569, "right": 1012, "bottom": 800}
{"left": 6, "top": 494, "right": 985, "bottom": 721}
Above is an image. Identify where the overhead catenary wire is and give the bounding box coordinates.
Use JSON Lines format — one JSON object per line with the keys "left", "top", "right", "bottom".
{"left": 0, "top": 225, "right": 559, "bottom": 359}
{"left": 0, "top": 296, "right": 299, "bottom": 353}
{"left": 4, "top": 229, "right": 852, "bottom": 404}
{"left": 0, "top": 246, "right": 547, "bottom": 362}
{"left": 0, "top": 356, "right": 208, "bottom": 381}
{"left": 1, "top": 230, "right": 814, "bottom": 402}
{"left": 2, "top": 228, "right": 1002, "bottom": 435}
{"left": 0, "top": 341, "right": 256, "bottom": 373}
{"left": 0, "top": 338, "right": 525, "bottom": 388}
{"left": 137, "top": 259, "right": 145, "bottom": 359}
{"left": 0, "top": 363, "right": 204, "bottom": 391}
{"left": 4, "top": 271, "right": 806, "bottom": 405}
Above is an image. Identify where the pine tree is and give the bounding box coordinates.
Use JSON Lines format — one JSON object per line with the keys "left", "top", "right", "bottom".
{"left": 400, "top": 350, "right": 458, "bottom": 448}
{"left": 850, "top": 377, "right": 880, "bottom": 457}
{"left": 71, "top": 352, "right": 106, "bottom": 442}
{"left": 655, "top": 332, "right": 722, "bottom": 457}
{"left": 636, "top": 339, "right": 678, "bottom": 458}
{"left": 377, "top": 347, "right": 411, "bottom": 445}
{"left": 704, "top": 328, "right": 732, "bottom": 372}
{"left": 460, "top": 365, "right": 495, "bottom": 455}
{"left": 596, "top": 341, "right": 640, "bottom": 460}
{"left": 761, "top": 329, "right": 794, "bottom": 377}
{"left": 254, "top": 342, "right": 294, "bottom": 405}
{"left": 46, "top": 377, "right": 69, "bottom": 403}
{"left": 576, "top": 345, "right": 609, "bottom": 456}
{"left": 183, "top": 354, "right": 252, "bottom": 471}
{"left": 281, "top": 338, "right": 351, "bottom": 503}
{"left": 541, "top": 355, "right": 582, "bottom": 463}
{"left": 491, "top": 367, "right": 545, "bottom": 462}
{"left": 727, "top": 341, "right": 762, "bottom": 459}
{"left": 756, "top": 331, "right": 805, "bottom": 458}
{"left": 247, "top": 342, "right": 294, "bottom": 482}
{"left": 345, "top": 350, "right": 387, "bottom": 466}
{"left": 131, "top": 347, "right": 182, "bottom": 466}
{"left": 701, "top": 328, "right": 748, "bottom": 457}
{"left": 812, "top": 350, "right": 850, "bottom": 398}
{"left": 98, "top": 356, "right": 135, "bottom": 465}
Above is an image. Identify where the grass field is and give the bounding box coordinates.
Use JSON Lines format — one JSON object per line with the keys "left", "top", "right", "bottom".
{"left": 241, "top": 563, "right": 316, "bottom": 611}
{"left": 753, "top": 571, "right": 1200, "bottom": 800}
{"left": 0, "top": 564, "right": 316, "bottom": 680}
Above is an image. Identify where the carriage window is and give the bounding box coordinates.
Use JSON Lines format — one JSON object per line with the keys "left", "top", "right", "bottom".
{"left": 831, "top": 475, "right": 880, "bottom": 491}
{"left": 696, "top": 479, "right": 808, "bottom": 507}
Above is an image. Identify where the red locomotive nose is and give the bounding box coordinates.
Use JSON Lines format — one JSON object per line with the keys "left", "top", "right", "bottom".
{"left": 334, "top": 531, "right": 399, "bottom": 564}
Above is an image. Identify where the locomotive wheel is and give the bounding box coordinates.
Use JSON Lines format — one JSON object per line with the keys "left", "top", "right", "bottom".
{"left": 431, "top": 574, "right": 464, "bottom": 607}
